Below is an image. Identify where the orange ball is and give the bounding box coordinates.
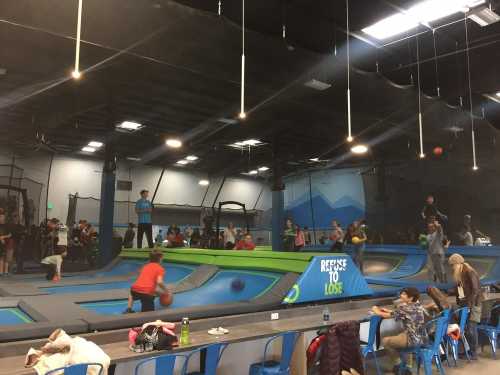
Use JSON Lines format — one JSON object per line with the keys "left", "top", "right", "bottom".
{"left": 159, "top": 290, "right": 173, "bottom": 306}
{"left": 433, "top": 146, "right": 443, "bottom": 156}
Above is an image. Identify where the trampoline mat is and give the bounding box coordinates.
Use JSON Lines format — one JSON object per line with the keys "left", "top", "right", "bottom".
{"left": 80, "top": 269, "right": 281, "bottom": 316}
{"left": 405, "top": 257, "right": 493, "bottom": 282}
{"left": 0, "top": 307, "right": 34, "bottom": 325}
{"left": 41, "top": 263, "right": 194, "bottom": 294}
{"left": 363, "top": 255, "right": 403, "bottom": 275}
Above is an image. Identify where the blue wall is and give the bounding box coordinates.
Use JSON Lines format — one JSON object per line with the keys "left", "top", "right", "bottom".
{"left": 284, "top": 169, "right": 366, "bottom": 229}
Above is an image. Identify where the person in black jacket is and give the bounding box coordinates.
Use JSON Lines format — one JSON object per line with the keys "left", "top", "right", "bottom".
{"left": 421, "top": 195, "right": 447, "bottom": 224}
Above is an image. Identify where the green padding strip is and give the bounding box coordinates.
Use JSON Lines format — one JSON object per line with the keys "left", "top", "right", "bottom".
{"left": 121, "top": 248, "right": 337, "bottom": 261}
{"left": 118, "top": 248, "right": 335, "bottom": 273}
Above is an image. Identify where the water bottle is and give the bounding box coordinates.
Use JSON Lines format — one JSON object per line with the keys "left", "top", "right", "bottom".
{"left": 322, "top": 308, "right": 331, "bottom": 323}
{"left": 180, "top": 317, "right": 190, "bottom": 345}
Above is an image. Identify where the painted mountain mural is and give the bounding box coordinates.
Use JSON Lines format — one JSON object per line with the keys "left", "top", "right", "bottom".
{"left": 286, "top": 190, "right": 365, "bottom": 229}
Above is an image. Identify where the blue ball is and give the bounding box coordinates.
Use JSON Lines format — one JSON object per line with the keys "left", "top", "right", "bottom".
{"left": 231, "top": 278, "right": 245, "bottom": 292}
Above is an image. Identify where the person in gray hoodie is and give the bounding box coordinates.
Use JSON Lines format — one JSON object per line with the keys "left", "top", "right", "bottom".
{"left": 426, "top": 220, "right": 447, "bottom": 283}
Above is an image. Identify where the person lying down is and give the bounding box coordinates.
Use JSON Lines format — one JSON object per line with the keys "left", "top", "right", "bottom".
{"left": 24, "top": 329, "right": 110, "bottom": 375}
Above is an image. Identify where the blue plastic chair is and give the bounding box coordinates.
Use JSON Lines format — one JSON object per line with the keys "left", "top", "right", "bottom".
{"left": 134, "top": 353, "right": 188, "bottom": 375}
{"left": 185, "top": 343, "right": 228, "bottom": 375}
{"left": 249, "top": 331, "right": 300, "bottom": 375}
{"left": 45, "top": 363, "right": 103, "bottom": 375}
{"left": 360, "top": 315, "right": 382, "bottom": 375}
{"left": 399, "top": 316, "right": 449, "bottom": 375}
{"left": 446, "top": 307, "right": 470, "bottom": 365}
{"left": 478, "top": 304, "right": 500, "bottom": 359}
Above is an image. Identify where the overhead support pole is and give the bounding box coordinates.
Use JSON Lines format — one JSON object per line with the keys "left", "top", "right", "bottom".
{"left": 98, "top": 144, "right": 116, "bottom": 267}
{"left": 151, "top": 167, "right": 166, "bottom": 204}
{"left": 308, "top": 172, "right": 317, "bottom": 245}
{"left": 98, "top": 99, "right": 116, "bottom": 267}
{"left": 45, "top": 153, "right": 54, "bottom": 223}
{"left": 271, "top": 154, "right": 285, "bottom": 252}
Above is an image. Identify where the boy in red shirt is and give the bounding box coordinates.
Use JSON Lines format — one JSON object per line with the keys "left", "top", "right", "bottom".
{"left": 235, "top": 234, "right": 256, "bottom": 250}
{"left": 124, "top": 250, "right": 168, "bottom": 313}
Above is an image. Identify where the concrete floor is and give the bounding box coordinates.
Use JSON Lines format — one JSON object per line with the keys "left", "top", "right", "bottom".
{"left": 366, "top": 348, "right": 500, "bottom": 374}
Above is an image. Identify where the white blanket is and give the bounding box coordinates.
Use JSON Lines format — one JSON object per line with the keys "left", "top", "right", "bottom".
{"left": 26, "top": 330, "right": 110, "bottom": 375}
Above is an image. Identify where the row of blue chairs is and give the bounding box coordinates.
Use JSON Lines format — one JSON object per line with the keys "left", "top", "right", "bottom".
{"left": 45, "top": 331, "right": 300, "bottom": 375}
{"left": 362, "top": 304, "right": 500, "bottom": 375}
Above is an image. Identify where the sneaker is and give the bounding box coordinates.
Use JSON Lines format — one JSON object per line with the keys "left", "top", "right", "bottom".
{"left": 123, "top": 308, "right": 135, "bottom": 314}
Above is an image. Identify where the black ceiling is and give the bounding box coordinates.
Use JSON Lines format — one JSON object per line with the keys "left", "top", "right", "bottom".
{"left": 1, "top": 0, "right": 500, "bottom": 177}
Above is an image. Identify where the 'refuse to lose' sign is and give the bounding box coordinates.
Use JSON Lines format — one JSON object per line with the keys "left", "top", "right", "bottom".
{"left": 283, "top": 256, "right": 372, "bottom": 304}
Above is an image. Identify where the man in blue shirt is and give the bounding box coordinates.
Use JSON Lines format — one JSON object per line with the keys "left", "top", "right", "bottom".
{"left": 135, "top": 189, "right": 153, "bottom": 248}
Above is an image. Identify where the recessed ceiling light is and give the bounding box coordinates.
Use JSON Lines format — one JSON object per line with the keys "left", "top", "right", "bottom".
{"left": 176, "top": 160, "right": 188, "bottom": 165}
{"left": 309, "top": 157, "right": 320, "bottom": 162}
{"left": 351, "top": 144, "right": 369, "bottom": 154}
{"left": 230, "top": 139, "right": 263, "bottom": 148}
{"left": 304, "top": 79, "right": 332, "bottom": 91}
{"left": 81, "top": 146, "right": 96, "bottom": 153}
{"left": 186, "top": 155, "right": 198, "bottom": 161}
{"left": 198, "top": 179, "right": 210, "bottom": 186}
{"left": 166, "top": 139, "right": 182, "bottom": 148}
{"left": 71, "top": 70, "right": 81, "bottom": 80}
{"left": 88, "top": 141, "right": 103, "bottom": 148}
{"left": 473, "top": 165, "right": 479, "bottom": 171}
{"left": 248, "top": 170, "right": 258, "bottom": 175}
{"left": 126, "top": 156, "right": 141, "bottom": 161}
{"left": 258, "top": 166, "right": 269, "bottom": 171}
{"left": 239, "top": 112, "right": 247, "bottom": 119}
{"left": 496, "top": 92, "right": 500, "bottom": 97}
{"left": 116, "top": 121, "right": 143, "bottom": 131}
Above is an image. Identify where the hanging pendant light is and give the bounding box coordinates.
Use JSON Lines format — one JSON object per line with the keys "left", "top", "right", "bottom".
{"left": 218, "top": 0, "right": 222, "bottom": 16}
{"left": 238, "top": 0, "right": 246, "bottom": 119}
{"left": 416, "top": 36, "right": 425, "bottom": 159}
{"left": 346, "top": 0, "right": 353, "bottom": 142}
{"left": 465, "top": 16, "right": 478, "bottom": 171}
{"left": 72, "top": 0, "right": 83, "bottom": 80}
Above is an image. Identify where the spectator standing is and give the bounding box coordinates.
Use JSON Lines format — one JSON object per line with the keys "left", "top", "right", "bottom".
{"left": 190, "top": 228, "right": 201, "bottom": 247}
{"left": 329, "top": 220, "right": 344, "bottom": 252}
{"left": 303, "top": 226, "right": 312, "bottom": 245}
{"left": 223, "top": 222, "right": 236, "bottom": 249}
{"left": 283, "top": 218, "right": 296, "bottom": 251}
{"left": 294, "top": 224, "right": 305, "bottom": 251}
{"left": 135, "top": 189, "right": 153, "bottom": 248}
{"left": 448, "top": 254, "right": 483, "bottom": 360}
{"left": 155, "top": 230, "right": 164, "bottom": 247}
{"left": 123, "top": 223, "right": 135, "bottom": 248}
{"left": 0, "top": 212, "right": 12, "bottom": 275}
{"left": 235, "top": 234, "right": 256, "bottom": 250}
{"left": 426, "top": 220, "right": 447, "bottom": 283}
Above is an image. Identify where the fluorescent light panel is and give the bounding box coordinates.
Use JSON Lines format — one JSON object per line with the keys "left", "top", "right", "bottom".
{"left": 496, "top": 92, "right": 500, "bottom": 97}
{"left": 198, "top": 179, "right": 210, "bottom": 186}
{"left": 351, "top": 144, "right": 368, "bottom": 154}
{"left": 248, "top": 170, "right": 258, "bottom": 175}
{"left": 126, "top": 156, "right": 141, "bottom": 161}
{"left": 258, "top": 166, "right": 269, "bottom": 171}
{"left": 309, "top": 158, "right": 320, "bottom": 162}
{"left": 166, "top": 139, "right": 182, "bottom": 148}
{"left": 81, "top": 146, "right": 96, "bottom": 153}
{"left": 230, "top": 139, "right": 263, "bottom": 148}
{"left": 186, "top": 155, "right": 198, "bottom": 161}
{"left": 116, "top": 121, "right": 143, "bottom": 131}
{"left": 88, "top": 141, "right": 103, "bottom": 148}
{"left": 304, "top": 79, "right": 332, "bottom": 91}
{"left": 176, "top": 160, "right": 188, "bottom": 165}
{"left": 362, "top": 0, "right": 485, "bottom": 40}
